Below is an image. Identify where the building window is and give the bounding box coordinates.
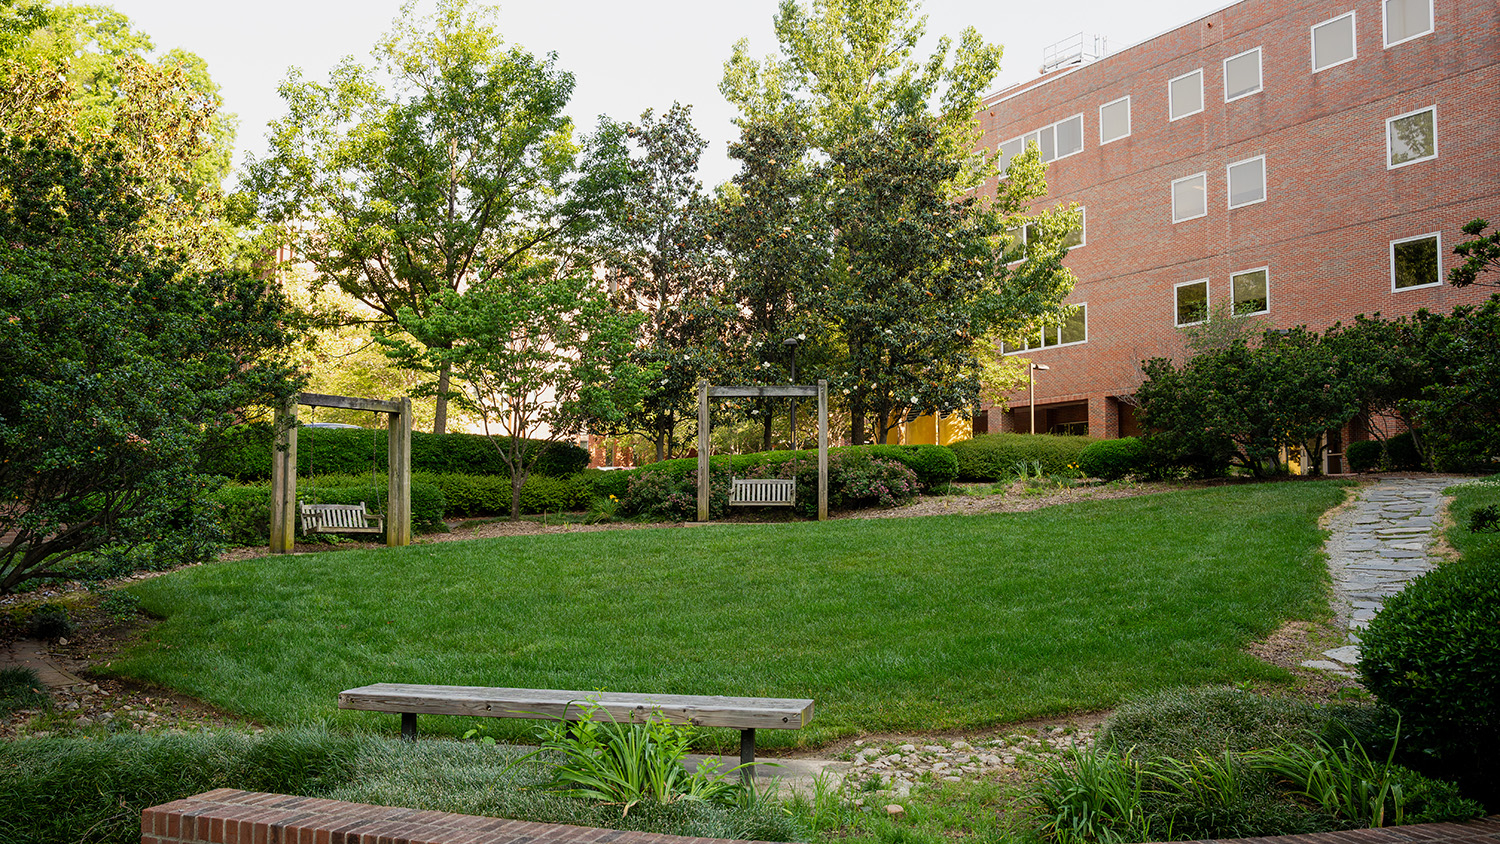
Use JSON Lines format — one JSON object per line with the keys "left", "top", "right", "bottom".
{"left": 998, "top": 114, "right": 1085, "bottom": 172}
{"left": 1223, "top": 48, "right": 1263, "bottom": 101}
{"left": 1175, "top": 279, "right": 1208, "bottom": 326}
{"left": 1227, "top": 156, "right": 1266, "bottom": 208}
{"left": 1169, "top": 69, "right": 1204, "bottom": 120}
{"left": 1007, "top": 208, "right": 1087, "bottom": 262}
{"left": 1384, "top": 0, "right": 1433, "bottom": 47}
{"left": 1172, "top": 172, "right": 1207, "bottom": 223}
{"left": 1312, "top": 12, "right": 1357, "bottom": 72}
{"left": 1099, "top": 96, "right": 1131, "bottom": 144}
{"left": 1002, "top": 304, "right": 1088, "bottom": 353}
{"left": 1391, "top": 233, "right": 1441, "bottom": 290}
{"left": 1231, "top": 268, "right": 1269, "bottom": 316}
{"left": 1387, "top": 107, "right": 1436, "bottom": 168}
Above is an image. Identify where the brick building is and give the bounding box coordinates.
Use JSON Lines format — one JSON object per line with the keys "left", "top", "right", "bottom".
{"left": 972, "top": 0, "right": 1500, "bottom": 444}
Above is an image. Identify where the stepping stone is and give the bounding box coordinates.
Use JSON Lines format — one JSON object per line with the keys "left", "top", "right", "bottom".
{"left": 1323, "top": 645, "right": 1361, "bottom": 665}
{"left": 1300, "top": 659, "right": 1355, "bottom": 675}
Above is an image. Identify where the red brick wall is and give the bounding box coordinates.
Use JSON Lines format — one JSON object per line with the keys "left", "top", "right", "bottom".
{"left": 976, "top": 0, "right": 1500, "bottom": 431}
{"left": 143, "top": 789, "right": 779, "bottom": 844}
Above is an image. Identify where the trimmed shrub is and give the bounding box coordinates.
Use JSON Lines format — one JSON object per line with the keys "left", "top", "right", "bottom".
{"left": 574, "top": 468, "right": 633, "bottom": 503}
{"left": 518, "top": 474, "right": 577, "bottom": 514}
{"left": 214, "top": 485, "right": 273, "bottom": 546}
{"left": 1386, "top": 431, "right": 1424, "bottom": 471}
{"left": 948, "top": 433, "right": 1095, "bottom": 481}
{"left": 200, "top": 424, "right": 588, "bottom": 482}
{"left": 1359, "top": 555, "right": 1500, "bottom": 806}
{"left": 1079, "top": 437, "right": 1147, "bottom": 481}
{"left": 860, "top": 444, "right": 958, "bottom": 488}
{"left": 1346, "top": 440, "right": 1384, "bottom": 473}
{"left": 626, "top": 458, "right": 730, "bottom": 521}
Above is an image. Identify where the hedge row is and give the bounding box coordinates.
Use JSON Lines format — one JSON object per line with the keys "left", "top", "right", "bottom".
{"left": 948, "top": 433, "right": 1095, "bottom": 481}
{"left": 212, "top": 482, "right": 447, "bottom": 545}
{"left": 200, "top": 423, "right": 589, "bottom": 482}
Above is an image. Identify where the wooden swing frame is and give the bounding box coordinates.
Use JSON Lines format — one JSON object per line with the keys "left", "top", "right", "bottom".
{"left": 270, "top": 392, "right": 413, "bottom": 553}
{"left": 697, "top": 380, "right": 828, "bottom": 522}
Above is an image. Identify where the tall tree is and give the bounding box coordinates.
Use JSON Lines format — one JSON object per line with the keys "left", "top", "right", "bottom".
{"left": 245, "top": 0, "right": 588, "bottom": 434}
{"left": 1448, "top": 218, "right": 1500, "bottom": 288}
{"left": 0, "top": 132, "right": 300, "bottom": 593}
{"left": 585, "top": 104, "right": 731, "bottom": 462}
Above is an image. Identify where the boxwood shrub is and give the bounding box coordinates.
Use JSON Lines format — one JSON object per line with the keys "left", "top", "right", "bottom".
{"left": 200, "top": 423, "right": 588, "bottom": 481}
{"left": 948, "top": 433, "right": 1095, "bottom": 481}
{"left": 211, "top": 481, "right": 446, "bottom": 543}
{"left": 1359, "top": 554, "right": 1500, "bottom": 806}
{"left": 1078, "top": 437, "right": 1147, "bottom": 481}
{"left": 1346, "top": 440, "right": 1384, "bottom": 473}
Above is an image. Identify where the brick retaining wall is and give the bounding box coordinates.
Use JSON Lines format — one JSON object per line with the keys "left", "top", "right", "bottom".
{"left": 141, "top": 789, "right": 778, "bottom": 844}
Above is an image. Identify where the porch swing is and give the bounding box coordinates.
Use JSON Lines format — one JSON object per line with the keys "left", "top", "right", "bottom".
{"left": 298, "top": 406, "right": 387, "bottom": 536}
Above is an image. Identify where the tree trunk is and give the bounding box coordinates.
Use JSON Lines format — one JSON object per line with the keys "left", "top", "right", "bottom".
{"left": 851, "top": 409, "right": 865, "bottom": 447}
{"left": 876, "top": 409, "right": 891, "bottom": 445}
{"left": 761, "top": 409, "right": 773, "bottom": 452}
{"left": 655, "top": 430, "right": 667, "bottom": 464}
{"left": 433, "top": 359, "right": 452, "bottom": 435}
{"left": 510, "top": 470, "right": 525, "bottom": 521}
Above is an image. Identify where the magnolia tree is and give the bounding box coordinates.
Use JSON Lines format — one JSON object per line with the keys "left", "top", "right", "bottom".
{"left": 380, "top": 267, "right": 657, "bottom": 520}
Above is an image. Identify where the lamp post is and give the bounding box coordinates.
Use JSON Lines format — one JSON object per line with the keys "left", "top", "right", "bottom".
{"left": 1029, "top": 363, "right": 1050, "bottom": 434}
{"left": 783, "top": 335, "right": 802, "bottom": 447}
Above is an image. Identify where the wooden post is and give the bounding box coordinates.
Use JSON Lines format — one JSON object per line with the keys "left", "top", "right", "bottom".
{"left": 387, "top": 397, "right": 412, "bottom": 547}
{"left": 817, "top": 380, "right": 828, "bottom": 521}
{"left": 697, "top": 381, "right": 710, "bottom": 522}
{"left": 270, "top": 399, "right": 298, "bottom": 554}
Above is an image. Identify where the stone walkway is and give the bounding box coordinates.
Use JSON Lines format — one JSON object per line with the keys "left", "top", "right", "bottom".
{"left": 1304, "top": 475, "right": 1467, "bottom": 675}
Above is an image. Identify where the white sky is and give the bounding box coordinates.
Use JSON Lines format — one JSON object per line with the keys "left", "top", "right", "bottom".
{"left": 103, "top": 0, "right": 1230, "bottom": 189}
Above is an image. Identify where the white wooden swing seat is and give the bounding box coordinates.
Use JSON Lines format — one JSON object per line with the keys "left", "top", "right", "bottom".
{"left": 728, "top": 478, "right": 796, "bottom": 507}
{"left": 299, "top": 500, "right": 385, "bottom": 534}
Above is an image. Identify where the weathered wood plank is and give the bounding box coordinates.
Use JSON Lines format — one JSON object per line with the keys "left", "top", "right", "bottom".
{"left": 298, "top": 392, "right": 405, "bottom": 414}
{"left": 729, "top": 479, "right": 795, "bottom": 506}
{"left": 338, "top": 684, "right": 814, "bottom": 730}
{"left": 708, "top": 386, "right": 820, "bottom": 398}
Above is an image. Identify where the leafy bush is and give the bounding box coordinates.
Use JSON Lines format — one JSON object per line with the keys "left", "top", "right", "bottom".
{"left": 1386, "top": 432, "right": 1424, "bottom": 471}
{"left": 948, "top": 434, "right": 1095, "bottom": 481}
{"left": 1359, "top": 554, "right": 1500, "bottom": 806}
{"left": 212, "top": 485, "right": 273, "bottom": 546}
{"left": 1079, "top": 437, "right": 1147, "bottom": 481}
{"left": 1469, "top": 504, "right": 1500, "bottom": 533}
{"left": 626, "top": 459, "right": 730, "bottom": 521}
{"left": 519, "top": 474, "right": 579, "bottom": 514}
{"left": 581, "top": 468, "right": 634, "bottom": 501}
{"left": 200, "top": 424, "right": 589, "bottom": 482}
{"left": 1346, "top": 440, "right": 1384, "bottom": 473}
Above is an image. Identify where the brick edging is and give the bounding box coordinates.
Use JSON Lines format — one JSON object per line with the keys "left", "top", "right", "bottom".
{"left": 141, "top": 789, "right": 780, "bottom": 844}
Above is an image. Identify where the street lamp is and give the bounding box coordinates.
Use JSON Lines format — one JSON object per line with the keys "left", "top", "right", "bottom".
{"left": 783, "top": 336, "right": 802, "bottom": 447}
{"left": 1028, "top": 363, "right": 1050, "bottom": 434}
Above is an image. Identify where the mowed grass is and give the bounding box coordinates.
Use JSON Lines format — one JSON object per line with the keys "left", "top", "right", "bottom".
{"left": 112, "top": 481, "right": 1349, "bottom": 748}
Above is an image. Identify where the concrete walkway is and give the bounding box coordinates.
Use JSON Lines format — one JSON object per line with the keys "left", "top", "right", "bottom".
{"left": 1305, "top": 475, "right": 1467, "bottom": 675}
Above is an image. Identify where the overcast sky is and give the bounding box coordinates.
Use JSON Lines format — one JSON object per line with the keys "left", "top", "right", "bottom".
{"left": 103, "top": 0, "right": 1231, "bottom": 188}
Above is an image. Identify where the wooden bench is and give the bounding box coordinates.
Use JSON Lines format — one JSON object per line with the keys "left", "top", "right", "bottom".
{"left": 299, "top": 500, "right": 384, "bottom": 534}
{"left": 338, "top": 683, "right": 814, "bottom": 780}
{"left": 729, "top": 478, "right": 796, "bottom": 507}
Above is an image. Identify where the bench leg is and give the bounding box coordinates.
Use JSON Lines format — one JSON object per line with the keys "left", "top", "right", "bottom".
{"left": 739, "top": 728, "right": 755, "bottom": 784}
{"left": 401, "top": 712, "right": 416, "bottom": 741}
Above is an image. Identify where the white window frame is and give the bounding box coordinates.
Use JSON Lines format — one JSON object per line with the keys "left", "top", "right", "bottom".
{"left": 1098, "top": 95, "right": 1132, "bottom": 145}
{"left": 1003, "top": 303, "right": 1089, "bottom": 354}
{"left": 1172, "top": 172, "right": 1208, "bottom": 223}
{"left": 1168, "top": 69, "right": 1205, "bottom": 121}
{"left": 1223, "top": 47, "right": 1264, "bottom": 102}
{"left": 1386, "top": 106, "right": 1437, "bottom": 169}
{"left": 1390, "top": 232, "right": 1443, "bottom": 292}
{"left": 1175, "top": 279, "right": 1210, "bottom": 327}
{"left": 1383, "top": 0, "right": 1434, "bottom": 48}
{"left": 999, "top": 113, "right": 1087, "bottom": 170}
{"left": 1312, "top": 12, "right": 1358, "bottom": 73}
{"left": 1226, "top": 155, "right": 1267, "bottom": 209}
{"left": 1231, "top": 267, "right": 1271, "bottom": 317}
{"left": 1004, "top": 207, "right": 1087, "bottom": 265}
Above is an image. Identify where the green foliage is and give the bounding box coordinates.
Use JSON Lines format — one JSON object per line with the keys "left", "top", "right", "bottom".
{"left": 1359, "top": 554, "right": 1500, "bottom": 806}
{"left": 0, "top": 727, "right": 793, "bottom": 844}
{"left": 1037, "top": 748, "right": 1161, "bottom": 844}
{"left": 1447, "top": 217, "right": 1500, "bottom": 288}
{"left": 1346, "top": 440, "right": 1384, "bottom": 473}
{"left": 1251, "top": 733, "right": 1409, "bottom": 827}
{"left": 1384, "top": 432, "right": 1424, "bottom": 471}
{"left": 0, "top": 666, "right": 49, "bottom": 717}
{"left": 209, "top": 481, "right": 446, "bottom": 544}
{"left": 1403, "top": 297, "right": 1500, "bottom": 471}
{"left": 200, "top": 424, "right": 588, "bottom": 482}
{"left": 1138, "top": 327, "right": 1358, "bottom": 479}
{"left": 529, "top": 702, "right": 743, "bottom": 813}
{"left": 949, "top": 434, "right": 1095, "bottom": 481}
{"left": 579, "top": 468, "right": 634, "bottom": 502}
{"left": 25, "top": 603, "right": 74, "bottom": 640}
{"left": 0, "top": 132, "right": 300, "bottom": 593}
{"left": 1079, "top": 437, "right": 1147, "bottom": 481}
{"left": 1469, "top": 504, "right": 1500, "bottom": 533}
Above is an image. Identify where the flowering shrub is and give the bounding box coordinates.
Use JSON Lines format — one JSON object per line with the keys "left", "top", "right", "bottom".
{"left": 625, "top": 459, "right": 731, "bottom": 521}
{"left": 834, "top": 456, "right": 919, "bottom": 509}
{"left": 622, "top": 451, "right": 920, "bottom": 518}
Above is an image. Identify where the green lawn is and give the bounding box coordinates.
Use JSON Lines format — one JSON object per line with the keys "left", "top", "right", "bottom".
{"left": 112, "top": 481, "right": 1349, "bottom": 748}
